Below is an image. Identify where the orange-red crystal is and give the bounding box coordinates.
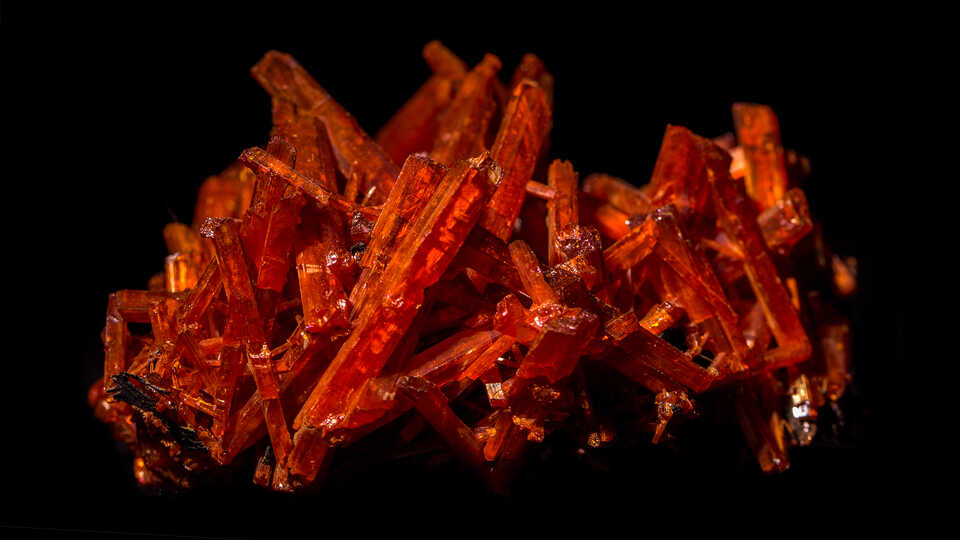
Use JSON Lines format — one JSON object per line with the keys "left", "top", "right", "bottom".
{"left": 90, "top": 42, "right": 856, "bottom": 491}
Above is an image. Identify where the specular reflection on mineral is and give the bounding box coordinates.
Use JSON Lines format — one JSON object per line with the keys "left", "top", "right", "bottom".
{"left": 90, "top": 42, "right": 856, "bottom": 492}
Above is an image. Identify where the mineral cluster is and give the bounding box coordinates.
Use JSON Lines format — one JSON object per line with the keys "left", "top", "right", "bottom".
{"left": 89, "top": 42, "right": 856, "bottom": 492}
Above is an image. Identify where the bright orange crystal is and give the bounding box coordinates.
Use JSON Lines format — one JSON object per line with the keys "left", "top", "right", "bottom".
{"left": 90, "top": 42, "right": 856, "bottom": 492}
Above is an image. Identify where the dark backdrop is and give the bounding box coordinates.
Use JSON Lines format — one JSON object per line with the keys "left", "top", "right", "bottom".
{"left": 5, "top": 5, "right": 895, "bottom": 537}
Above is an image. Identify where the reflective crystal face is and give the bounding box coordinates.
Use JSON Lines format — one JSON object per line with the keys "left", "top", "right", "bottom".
{"left": 91, "top": 44, "right": 854, "bottom": 491}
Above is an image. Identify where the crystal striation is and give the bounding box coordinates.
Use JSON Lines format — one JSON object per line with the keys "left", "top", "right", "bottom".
{"left": 91, "top": 42, "right": 856, "bottom": 493}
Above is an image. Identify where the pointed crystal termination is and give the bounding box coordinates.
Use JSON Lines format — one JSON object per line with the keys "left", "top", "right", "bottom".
{"left": 251, "top": 51, "right": 399, "bottom": 205}
{"left": 375, "top": 41, "right": 467, "bottom": 166}
{"left": 92, "top": 45, "right": 854, "bottom": 489}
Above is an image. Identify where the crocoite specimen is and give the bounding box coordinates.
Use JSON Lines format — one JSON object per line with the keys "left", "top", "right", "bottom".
{"left": 89, "top": 43, "right": 856, "bottom": 492}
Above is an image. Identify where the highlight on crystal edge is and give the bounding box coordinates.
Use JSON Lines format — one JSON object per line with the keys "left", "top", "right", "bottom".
{"left": 89, "top": 42, "right": 856, "bottom": 492}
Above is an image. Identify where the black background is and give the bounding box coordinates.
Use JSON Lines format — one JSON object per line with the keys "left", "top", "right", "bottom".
{"left": 5, "top": 5, "right": 898, "bottom": 537}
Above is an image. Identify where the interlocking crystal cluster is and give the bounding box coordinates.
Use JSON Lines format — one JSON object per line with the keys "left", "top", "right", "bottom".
{"left": 89, "top": 42, "right": 856, "bottom": 492}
